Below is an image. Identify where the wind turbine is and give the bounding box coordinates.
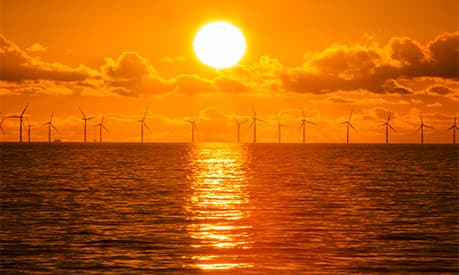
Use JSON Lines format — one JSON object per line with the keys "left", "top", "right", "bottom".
{"left": 299, "top": 109, "right": 315, "bottom": 144}
{"left": 249, "top": 105, "right": 263, "bottom": 143}
{"left": 378, "top": 112, "right": 397, "bottom": 144}
{"left": 0, "top": 114, "right": 6, "bottom": 135}
{"left": 95, "top": 114, "right": 108, "bottom": 143}
{"left": 7, "top": 103, "right": 28, "bottom": 142}
{"left": 234, "top": 118, "right": 248, "bottom": 143}
{"left": 79, "top": 107, "right": 95, "bottom": 143}
{"left": 137, "top": 111, "right": 150, "bottom": 144}
{"left": 25, "top": 119, "right": 38, "bottom": 142}
{"left": 42, "top": 112, "right": 57, "bottom": 143}
{"left": 416, "top": 114, "right": 433, "bottom": 144}
{"left": 277, "top": 117, "right": 287, "bottom": 144}
{"left": 448, "top": 115, "right": 458, "bottom": 144}
{"left": 339, "top": 110, "right": 355, "bottom": 144}
{"left": 186, "top": 114, "right": 199, "bottom": 143}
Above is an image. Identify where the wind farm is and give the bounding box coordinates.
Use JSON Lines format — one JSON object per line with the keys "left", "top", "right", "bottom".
{"left": 0, "top": 105, "right": 458, "bottom": 144}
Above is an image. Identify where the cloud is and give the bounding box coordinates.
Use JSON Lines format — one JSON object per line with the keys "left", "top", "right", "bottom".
{"left": 280, "top": 31, "right": 458, "bottom": 95}
{"left": 0, "top": 34, "right": 96, "bottom": 83}
{"left": 174, "top": 74, "right": 215, "bottom": 95}
{"left": 100, "top": 51, "right": 174, "bottom": 96}
{"left": 26, "top": 43, "right": 47, "bottom": 52}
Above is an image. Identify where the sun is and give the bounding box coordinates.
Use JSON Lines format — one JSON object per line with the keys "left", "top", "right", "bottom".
{"left": 193, "top": 21, "right": 246, "bottom": 69}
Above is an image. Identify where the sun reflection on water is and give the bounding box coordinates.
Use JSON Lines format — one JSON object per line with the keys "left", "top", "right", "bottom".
{"left": 185, "top": 143, "right": 253, "bottom": 270}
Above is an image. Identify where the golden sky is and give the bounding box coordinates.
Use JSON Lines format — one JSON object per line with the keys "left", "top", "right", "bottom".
{"left": 1, "top": 0, "right": 458, "bottom": 143}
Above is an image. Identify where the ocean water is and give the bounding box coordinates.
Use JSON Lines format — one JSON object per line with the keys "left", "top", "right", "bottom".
{"left": 1, "top": 143, "right": 458, "bottom": 274}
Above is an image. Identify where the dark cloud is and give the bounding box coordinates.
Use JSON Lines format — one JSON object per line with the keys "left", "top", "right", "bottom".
{"left": 281, "top": 31, "right": 458, "bottom": 95}
{"left": 101, "top": 51, "right": 173, "bottom": 96}
{"left": 0, "top": 34, "right": 94, "bottom": 82}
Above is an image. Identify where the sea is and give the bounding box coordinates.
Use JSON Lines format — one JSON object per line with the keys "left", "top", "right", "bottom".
{"left": 1, "top": 143, "right": 458, "bottom": 274}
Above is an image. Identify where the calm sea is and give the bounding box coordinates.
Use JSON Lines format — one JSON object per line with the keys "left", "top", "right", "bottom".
{"left": 1, "top": 143, "right": 458, "bottom": 274}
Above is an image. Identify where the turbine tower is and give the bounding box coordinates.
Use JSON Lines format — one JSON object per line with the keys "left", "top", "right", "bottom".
{"left": 448, "top": 115, "right": 458, "bottom": 144}
{"left": 299, "top": 109, "right": 315, "bottom": 144}
{"left": 249, "top": 105, "right": 263, "bottom": 143}
{"left": 416, "top": 114, "right": 433, "bottom": 144}
{"left": 378, "top": 111, "right": 397, "bottom": 144}
{"left": 234, "top": 118, "right": 248, "bottom": 143}
{"left": 339, "top": 110, "right": 355, "bottom": 144}
{"left": 7, "top": 103, "right": 28, "bottom": 142}
{"left": 95, "top": 114, "right": 108, "bottom": 143}
{"left": 43, "top": 112, "right": 57, "bottom": 143}
{"left": 186, "top": 114, "right": 199, "bottom": 143}
{"left": 137, "top": 111, "right": 150, "bottom": 144}
{"left": 79, "top": 107, "right": 95, "bottom": 143}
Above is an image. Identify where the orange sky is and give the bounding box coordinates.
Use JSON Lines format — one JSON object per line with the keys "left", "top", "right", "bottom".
{"left": 1, "top": 0, "right": 458, "bottom": 143}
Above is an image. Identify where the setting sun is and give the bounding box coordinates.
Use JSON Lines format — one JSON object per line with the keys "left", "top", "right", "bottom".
{"left": 193, "top": 21, "right": 246, "bottom": 69}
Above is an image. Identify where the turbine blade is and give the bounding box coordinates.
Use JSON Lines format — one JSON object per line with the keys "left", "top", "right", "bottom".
{"left": 424, "top": 125, "right": 433, "bottom": 129}
{"left": 240, "top": 119, "right": 248, "bottom": 124}
{"left": 87, "top": 116, "right": 95, "bottom": 120}
{"left": 378, "top": 123, "right": 386, "bottom": 127}
{"left": 306, "top": 120, "right": 315, "bottom": 125}
{"left": 50, "top": 112, "right": 54, "bottom": 122}
{"left": 415, "top": 125, "right": 422, "bottom": 133}
{"left": 302, "top": 109, "right": 305, "bottom": 120}
{"left": 338, "top": 121, "right": 347, "bottom": 125}
{"left": 103, "top": 125, "right": 109, "bottom": 133}
{"left": 419, "top": 113, "right": 423, "bottom": 123}
{"left": 448, "top": 125, "right": 454, "bottom": 130}
{"left": 252, "top": 104, "right": 256, "bottom": 117}
{"left": 186, "top": 120, "right": 193, "bottom": 124}
{"left": 51, "top": 124, "right": 57, "bottom": 131}
{"left": 389, "top": 125, "right": 397, "bottom": 133}
{"left": 144, "top": 122, "right": 150, "bottom": 130}
{"left": 348, "top": 110, "right": 353, "bottom": 121}
{"left": 21, "top": 103, "right": 29, "bottom": 115}
{"left": 298, "top": 122, "right": 304, "bottom": 129}
{"left": 387, "top": 112, "right": 391, "bottom": 122}
{"left": 349, "top": 123, "right": 356, "bottom": 130}
{"left": 79, "top": 107, "right": 86, "bottom": 118}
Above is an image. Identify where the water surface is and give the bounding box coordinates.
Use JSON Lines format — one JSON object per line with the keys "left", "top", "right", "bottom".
{"left": 1, "top": 143, "right": 458, "bottom": 274}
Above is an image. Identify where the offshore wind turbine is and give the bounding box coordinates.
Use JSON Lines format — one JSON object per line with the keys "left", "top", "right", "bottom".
{"left": 378, "top": 111, "right": 397, "bottom": 144}
{"left": 277, "top": 117, "right": 287, "bottom": 144}
{"left": 42, "top": 112, "right": 57, "bottom": 143}
{"left": 339, "top": 110, "right": 355, "bottom": 144}
{"left": 0, "top": 114, "right": 6, "bottom": 135}
{"left": 95, "top": 114, "right": 108, "bottom": 143}
{"left": 137, "top": 111, "right": 150, "bottom": 144}
{"left": 79, "top": 107, "right": 95, "bottom": 143}
{"left": 7, "top": 103, "right": 28, "bottom": 142}
{"left": 25, "top": 119, "right": 38, "bottom": 142}
{"left": 416, "top": 114, "right": 433, "bottom": 144}
{"left": 447, "top": 115, "right": 458, "bottom": 144}
{"left": 234, "top": 118, "right": 248, "bottom": 143}
{"left": 299, "top": 109, "right": 315, "bottom": 144}
{"left": 249, "top": 105, "right": 263, "bottom": 143}
{"left": 186, "top": 114, "right": 199, "bottom": 143}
